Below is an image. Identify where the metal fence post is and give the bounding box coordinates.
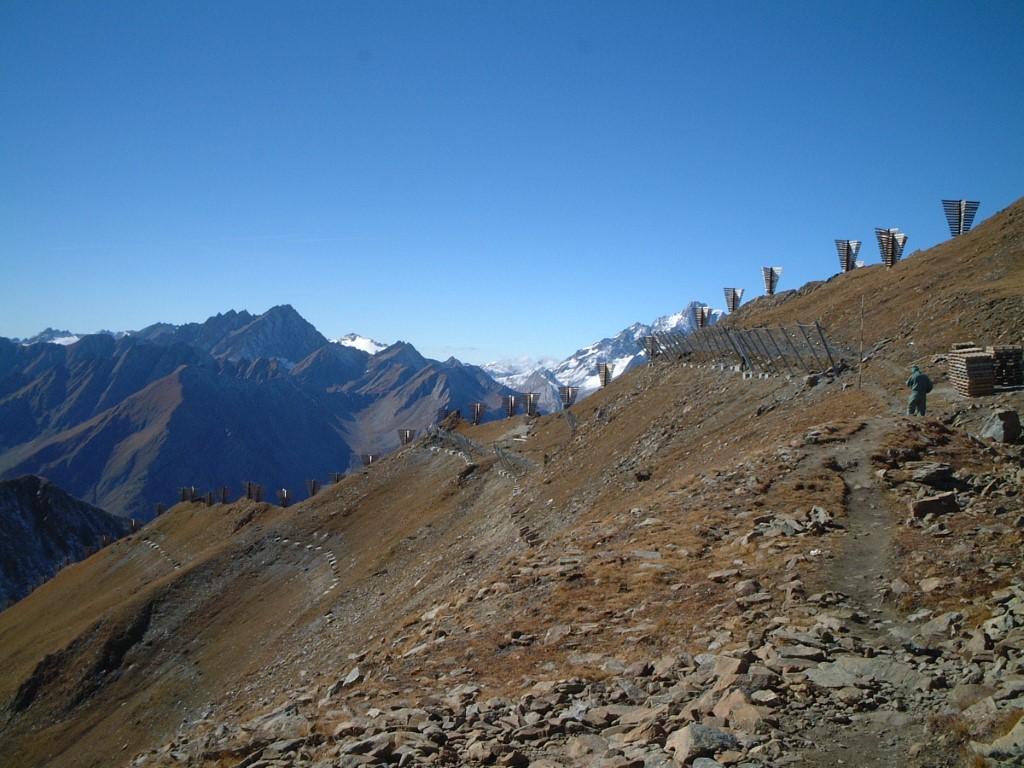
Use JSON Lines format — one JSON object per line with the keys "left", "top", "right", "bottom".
{"left": 814, "top": 321, "right": 839, "bottom": 371}
{"left": 796, "top": 323, "right": 825, "bottom": 371}
{"left": 762, "top": 326, "right": 796, "bottom": 376}
{"left": 779, "top": 326, "right": 812, "bottom": 373}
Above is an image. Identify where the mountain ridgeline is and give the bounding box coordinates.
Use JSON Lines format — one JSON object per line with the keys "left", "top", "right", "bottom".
{"left": 0, "top": 306, "right": 514, "bottom": 519}
{"left": 484, "top": 302, "right": 717, "bottom": 413}
{"left": 0, "top": 305, "right": 706, "bottom": 521}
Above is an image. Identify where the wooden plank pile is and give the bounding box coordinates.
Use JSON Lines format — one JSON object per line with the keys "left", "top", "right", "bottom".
{"left": 948, "top": 344, "right": 995, "bottom": 397}
{"left": 990, "top": 345, "right": 1024, "bottom": 387}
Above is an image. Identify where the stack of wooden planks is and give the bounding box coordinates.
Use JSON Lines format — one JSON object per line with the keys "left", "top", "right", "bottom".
{"left": 990, "top": 345, "right": 1024, "bottom": 387}
{"left": 948, "top": 345, "right": 995, "bottom": 397}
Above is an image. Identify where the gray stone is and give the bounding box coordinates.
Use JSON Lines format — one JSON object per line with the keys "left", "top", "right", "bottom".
{"left": 616, "top": 678, "right": 648, "bottom": 703}
{"left": 904, "top": 461, "right": 955, "bottom": 486}
{"left": 918, "top": 611, "right": 962, "bottom": 637}
{"left": 543, "top": 624, "right": 571, "bottom": 645}
{"left": 918, "top": 576, "right": 948, "bottom": 593}
{"left": 567, "top": 733, "right": 612, "bottom": 758}
{"left": 750, "top": 689, "right": 780, "bottom": 706}
{"left": 910, "top": 491, "right": 959, "bottom": 518}
{"left": 774, "top": 644, "right": 826, "bottom": 662}
{"left": 263, "top": 737, "right": 306, "bottom": 755}
{"left": 970, "top": 712, "right": 1024, "bottom": 759}
{"left": 333, "top": 756, "right": 378, "bottom": 767}
{"left": 805, "top": 664, "right": 859, "bottom": 690}
{"left": 834, "top": 686, "right": 864, "bottom": 706}
{"left": 343, "top": 665, "right": 364, "bottom": 686}
{"left": 497, "top": 749, "right": 530, "bottom": 767}
{"left": 665, "top": 723, "right": 738, "bottom": 764}
{"left": 250, "top": 705, "right": 310, "bottom": 740}
{"left": 858, "top": 710, "right": 920, "bottom": 727}
{"left": 847, "top": 655, "right": 935, "bottom": 690}
{"left": 707, "top": 569, "right": 739, "bottom": 583}
{"left": 981, "top": 410, "right": 1022, "bottom": 444}
{"left": 733, "top": 579, "right": 760, "bottom": 596}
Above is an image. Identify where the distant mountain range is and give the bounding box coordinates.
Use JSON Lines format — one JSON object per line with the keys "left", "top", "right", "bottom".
{"left": 483, "top": 301, "right": 720, "bottom": 413}
{"left": 0, "top": 306, "right": 511, "bottom": 519}
{"left": 1, "top": 303, "right": 709, "bottom": 520}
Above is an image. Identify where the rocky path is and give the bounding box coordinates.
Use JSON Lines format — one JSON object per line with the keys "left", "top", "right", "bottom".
{"left": 829, "top": 416, "right": 903, "bottom": 626}
{"left": 794, "top": 415, "right": 939, "bottom": 767}
{"left": 789, "top": 392, "right": 1024, "bottom": 768}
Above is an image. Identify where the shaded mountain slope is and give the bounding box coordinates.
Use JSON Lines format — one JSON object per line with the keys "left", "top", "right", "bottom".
{"left": 0, "top": 370, "right": 186, "bottom": 513}
{"left": 141, "top": 362, "right": 355, "bottom": 506}
{"left": 208, "top": 304, "right": 328, "bottom": 363}
{"left": 343, "top": 355, "right": 515, "bottom": 454}
{"left": 0, "top": 476, "right": 131, "bottom": 608}
{"left": 0, "top": 337, "right": 212, "bottom": 455}
{"left": 350, "top": 341, "right": 431, "bottom": 397}
{"left": 0, "top": 362, "right": 354, "bottom": 517}
{"left": 289, "top": 342, "right": 370, "bottom": 393}
{"left": 0, "top": 198, "right": 1020, "bottom": 768}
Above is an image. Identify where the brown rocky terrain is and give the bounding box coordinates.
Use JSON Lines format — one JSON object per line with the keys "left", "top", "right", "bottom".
{"left": 0, "top": 198, "right": 1022, "bottom": 767}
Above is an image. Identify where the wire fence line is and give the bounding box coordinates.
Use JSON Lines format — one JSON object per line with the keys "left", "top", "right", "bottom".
{"left": 426, "top": 425, "right": 489, "bottom": 457}
{"left": 648, "top": 322, "right": 854, "bottom": 377}
{"left": 426, "top": 426, "right": 536, "bottom": 476}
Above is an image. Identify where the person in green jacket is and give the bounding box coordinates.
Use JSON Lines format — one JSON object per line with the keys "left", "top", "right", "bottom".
{"left": 906, "top": 365, "right": 933, "bottom": 416}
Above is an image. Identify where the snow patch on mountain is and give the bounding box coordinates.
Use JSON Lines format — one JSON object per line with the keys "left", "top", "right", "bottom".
{"left": 44, "top": 334, "right": 81, "bottom": 346}
{"left": 506, "top": 302, "right": 721, "bottom": 409}
{"left": 481, "top": 355, "right": 561, "bottom": 391}
{"left": 18, "top": 328, "right": 127, "bottom": 346}
{"left": 335, "top": 333, "right": 388, "bottom": 355}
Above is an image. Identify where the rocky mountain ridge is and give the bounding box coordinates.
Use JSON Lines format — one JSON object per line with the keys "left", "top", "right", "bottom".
{"left": 0, "top": 308, "right": 515, "bottom": 519}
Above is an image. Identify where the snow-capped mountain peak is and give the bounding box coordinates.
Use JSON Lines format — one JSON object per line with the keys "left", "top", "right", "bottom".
{"left": 481, "top": 301, "right": 718, "bottom": 414}
{"left": 481, "top": 355, "right": 561, "bottom": 379}
{"left": 550, "top": 302, "right": 714, "bottom": 389}
{"left": 334, "top": 333, "right": 388, "bottom": 355}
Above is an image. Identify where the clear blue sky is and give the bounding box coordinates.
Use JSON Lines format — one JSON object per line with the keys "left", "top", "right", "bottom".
{"left": 2, "top": 1, "right": 1021, "bottom": 364}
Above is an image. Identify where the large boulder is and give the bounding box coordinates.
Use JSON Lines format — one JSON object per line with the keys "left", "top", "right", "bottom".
{"left": 665, "top": 723, "right": 738, "bottom": 765}
{"left": 971, "top": 712, "right": 1024, "bottom": 761}
{"left": 981, "top": 409, "right": 1021, "bottom": 444}
{"left": 903, "top": 461, "right": 955, "bottom": 486}
{"left": 910, "top": 491, "right": 959, "bottom": 518}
